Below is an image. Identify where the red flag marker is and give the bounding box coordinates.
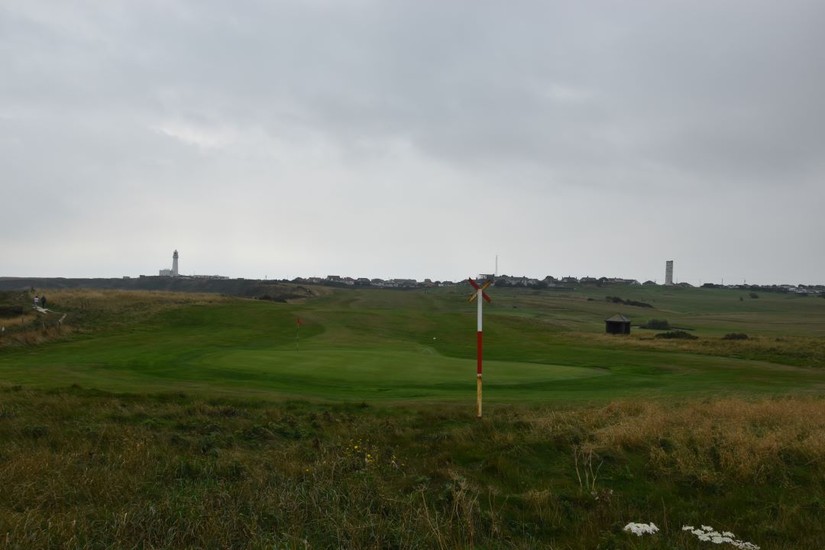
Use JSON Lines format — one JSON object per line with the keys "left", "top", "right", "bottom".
{"left": 468, "top": 278, "right": 492, "bottom": 418}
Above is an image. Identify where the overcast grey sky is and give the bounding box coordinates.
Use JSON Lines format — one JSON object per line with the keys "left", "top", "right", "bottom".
{"left": 2, "top": 1, "right": 823, "bottom": 285}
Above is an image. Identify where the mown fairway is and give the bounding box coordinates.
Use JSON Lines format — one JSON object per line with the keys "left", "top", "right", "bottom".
{"left": 1, "top": 284, "right": 824, "bottom": 401}
{"left": 1, "top": 284, "right": 825, "bottom": 548}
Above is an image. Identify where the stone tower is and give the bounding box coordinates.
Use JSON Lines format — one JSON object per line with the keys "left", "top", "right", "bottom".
{"left": 173, "top": 250, "right": 179, "bottom": 277}
{"left": 665, "top": 260, "right": 673, "bottom": 286}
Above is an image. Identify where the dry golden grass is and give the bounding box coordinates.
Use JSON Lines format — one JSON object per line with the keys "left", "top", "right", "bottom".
{"left": 529, "top": 397, "right": 825, "bottom": 486}
{"left": 2, "top": 389, "right": 824, "bottom": 548}
{"left": 0, "top": 289, "right": 232, "bottom": 349}
{"left": 575, "top": 330, "right": 825, "bottom": 370}
{"left": 40, "top": 288, "right": 232, "bottom": 309}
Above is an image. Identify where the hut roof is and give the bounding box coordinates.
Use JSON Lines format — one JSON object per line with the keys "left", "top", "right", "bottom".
{"left": 605, "top": 313, "right": 631, "bottom": 323}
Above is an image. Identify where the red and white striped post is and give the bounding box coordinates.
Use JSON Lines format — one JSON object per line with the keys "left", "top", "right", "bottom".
{"left": 468, "top": 278, "right": 492, "bottom": 418}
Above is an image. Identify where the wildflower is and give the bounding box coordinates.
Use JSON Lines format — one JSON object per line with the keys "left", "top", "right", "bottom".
{"left": 623, "top": 522, "right": 659, "bottom": 536}
{"left": 681, "top": 524, "right": 759, "bottom": 550}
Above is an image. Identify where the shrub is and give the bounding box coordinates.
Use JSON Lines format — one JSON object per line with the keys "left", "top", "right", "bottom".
{"left": 605, "top": 296, "right": 653, "bottom": 308}
{"left": 0, "top": 305, "right": 24, "bottom": 318}
{"left": 640, "top": 319, "right": 670, "bottom": 330}
{"left": 722, "top": 333, "right": 749, "bottom": 340}
{"left": 654, "top": 330, "right": 697, "bottom": 340}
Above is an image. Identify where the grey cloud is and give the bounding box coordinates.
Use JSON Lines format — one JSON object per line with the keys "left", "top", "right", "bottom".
{"left": 1, "top": 1, "right": 823, "bottom": 283}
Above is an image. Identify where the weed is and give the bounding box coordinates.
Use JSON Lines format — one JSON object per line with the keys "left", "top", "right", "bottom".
{"left": 682, "top": 525, "right": 760, "bottom": 549}
{"left": 624, "top": 521, "right": 659, "bottom": 536}
{"left": 573, "top": 444, "right": 603, "bottom": 496}
{"left": 655, "top": 330, "right": 698, "bottom": 340}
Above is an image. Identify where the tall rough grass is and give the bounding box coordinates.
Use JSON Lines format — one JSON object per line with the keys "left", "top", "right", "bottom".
{"left": 0, "top": 290, "right": 230, "bottom": 349}
{"left": 540, "top": 397, "right": 825, "bottom": 484}
{"left": 1, "top": 387, "right": 823, "bottom": 548}
{"left": 590, "top": 330, "right": 825, "bottom": 369}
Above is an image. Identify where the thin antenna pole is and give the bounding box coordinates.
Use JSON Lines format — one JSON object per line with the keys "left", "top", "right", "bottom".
{"left": 295, "top": 317, "right": 302, "bottom": 351}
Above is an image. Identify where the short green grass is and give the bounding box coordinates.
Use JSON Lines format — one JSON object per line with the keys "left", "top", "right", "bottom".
{"left": 1, "top": 285, "right": 823, "bottom": 401}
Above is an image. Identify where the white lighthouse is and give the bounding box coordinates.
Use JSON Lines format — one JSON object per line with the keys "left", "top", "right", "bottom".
{"left": 172, "top": 250, "right": 179, "bottom": 277}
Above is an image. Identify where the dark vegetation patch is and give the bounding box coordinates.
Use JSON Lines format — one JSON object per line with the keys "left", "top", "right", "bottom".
{"left": 639, "top": 319, "right": 696, "bottom": 332}
{"left": 0, "top": 291, "right": 28, "bottom": 318}
{"left": 257, "top": 285, "right": 316, "bottom": 302}
{"left": 655, "top": 330, "right": 698, "bottom": 340}
{"left": 605, "top": 296, "right": 653, "bottom": 308}
{"left": 0, "top": 305, "right": 23, "bottom": 318}
{"left": 723, "top": 333, "right": 750, "bottom": 340}
{"left": 640, "top": 318, "right": 671, "bottom": 330}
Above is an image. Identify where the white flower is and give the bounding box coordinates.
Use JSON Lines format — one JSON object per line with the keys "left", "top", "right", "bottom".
{"left": 680, "top": 524, "right": 760, "bottom": 550}
{"left": 623, "top": 522, "right": 659, "bottom": 536}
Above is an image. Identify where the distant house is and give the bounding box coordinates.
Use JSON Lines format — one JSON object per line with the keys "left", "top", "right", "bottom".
{"left": 605, "top": 314, "right": 631, "bottom": 335}
{"left": 496, "top": 275, "right": 541, "bottom": 287}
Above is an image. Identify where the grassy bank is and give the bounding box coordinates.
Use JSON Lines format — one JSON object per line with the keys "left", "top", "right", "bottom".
{"left": 1, "top": 387, "right": 822, "bottom": 548}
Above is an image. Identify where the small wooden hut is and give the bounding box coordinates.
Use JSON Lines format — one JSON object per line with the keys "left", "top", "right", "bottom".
{"left": 605, "top": 313, "right": 631, "bottom": 335}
